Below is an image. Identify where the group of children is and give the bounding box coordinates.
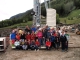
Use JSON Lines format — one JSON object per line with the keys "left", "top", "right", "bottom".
{"left": 10, "top": 25, "right": 70, "bottom": 51}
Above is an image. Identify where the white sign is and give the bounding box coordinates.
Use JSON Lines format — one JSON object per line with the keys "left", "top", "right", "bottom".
{"left": 46, "top": 8, "right": 56, "bottom": 27}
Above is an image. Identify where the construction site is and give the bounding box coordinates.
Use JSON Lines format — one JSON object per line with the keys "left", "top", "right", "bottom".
{"left": 0, "top": 0, "right": 80, "bottom": 60}
{"left": 0, "top": 32, "right": 80, "bottom": 60}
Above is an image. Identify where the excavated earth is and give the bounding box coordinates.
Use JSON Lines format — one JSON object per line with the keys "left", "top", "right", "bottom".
{"left": 0, "top": 32, "right": 80, "bottom": 60}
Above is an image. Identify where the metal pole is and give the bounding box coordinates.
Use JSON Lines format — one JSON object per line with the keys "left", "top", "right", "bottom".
{"left": 49, "top": 0, "right": 51, "bottom": 8}
{"left": 33, "top": 0, "right": 41, "bottom": 26}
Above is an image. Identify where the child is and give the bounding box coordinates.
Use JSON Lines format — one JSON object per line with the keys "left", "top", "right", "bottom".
{"left": 16, "top": 33, "right": 20, "bottom": 41}
{"left": 22, "top": 40, "right": 28, "bottom": 50}
{"left": 55, "top": 32, "right": 60, "bottom": 50}
{"left": 10, "top": 31, "right": 16, "bottom": 48}
{"left": 30, "top": 40, "right": 35, "bottom": 50}
{"left": 35, "top": 39, "right": 40, "bottom": 51}
{"left": 36, "top": 29, "right": 43, "bottom": 46}
{"left": 47, "top": 30, "right": 51, "bottom": 39}
{"left": 20, "top": 31, "right": 25, "bottom": 44}
{"left": 50, "top": 33, "right": 55, "bottom": 49}
{"left": 26, "top": 32, "right": 31, "bottom": 41}
{"left": 60, "top": 31, "right": 67, "bottom": 52}
{"left": 27, "top": 40, "right": 31, "bottom": 49}
{"left": 65, "top": 31, "right": 70, "bottom": 51}
{"left": 31, "top": 31, "right": 36, "bottom": 41}
{"left": 46, "top": 38, "right": 51, "bottom": 50}
{"left": 14, "top": 40, "right": 20, "bottom": 49}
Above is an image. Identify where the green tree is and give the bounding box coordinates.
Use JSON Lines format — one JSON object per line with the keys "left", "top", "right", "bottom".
{"left": 74, "top": 0, "right": 80, "bottom": 9}
{"left": 41, "top": 6, "right": 46, "bottom": 17}
{"left": 63, "top": 1, "right": 75, "bottom": 15}
{"left": 56, "top": 14, "right": 60, "bottom": 24}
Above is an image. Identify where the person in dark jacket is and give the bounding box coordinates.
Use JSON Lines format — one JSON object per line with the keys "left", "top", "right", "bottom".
{"left": 50, "top": 33, "right": 55, "bottom": 49}
{"left": 55, "top": 32, "right": 60, "bottom": 50}
{"left": 47, "top": 30, "right": 51, "bottom": 39}
{"left": 27, "top": 40, "right": 31, "bottom": 49}
{"left": 25, "top": 25, "right": 31, "bottom": 33}
{"left": 65, "top": 31, "right": 70, "bottom": 51}
{"left": 20, "top": 31, "right": 25, "bottom": 45}
{"left": 30, "top": 40, "right": 35, "bottom": 50}
{"left": 43, "top": 27, "right": 48, "bottom": 42}
{"left": 60, "top": 31, "right": 67, "bottom": 51}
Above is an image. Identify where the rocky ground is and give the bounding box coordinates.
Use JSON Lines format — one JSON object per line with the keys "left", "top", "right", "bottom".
{"left": 0, "top": 28, "right": 12, "bottom": 37}
{"left": 0, "top": 32, "right": 80, "bottom": 60}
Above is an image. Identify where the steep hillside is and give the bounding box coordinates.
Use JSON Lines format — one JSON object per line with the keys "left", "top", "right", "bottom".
{"left": 10, "top": 9, "right": 33, "bottom": 20}
{"left": 68, "top": 9, "right": 80, "bottom": 18}
{"left": 0, "top": 0, "right": 80, "bottom": 28}
{"left": 60, "top": 9, "right": 80, "bottom": 24}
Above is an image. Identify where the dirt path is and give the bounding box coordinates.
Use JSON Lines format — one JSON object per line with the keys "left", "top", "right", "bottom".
{"left": 0, "top": 33, "right": 80, "bottom": 60}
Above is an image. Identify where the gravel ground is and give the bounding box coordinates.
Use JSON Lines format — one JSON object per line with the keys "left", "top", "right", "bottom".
{"left": 0, "top": 33, "right": 80, "bottom": 60}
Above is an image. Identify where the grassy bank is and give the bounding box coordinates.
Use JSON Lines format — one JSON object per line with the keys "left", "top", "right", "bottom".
{"left": 0, "top": 21, "right": 32, "bottom": 29}
{"left": 60, "top": 9, "right": 80, "bottom": 24}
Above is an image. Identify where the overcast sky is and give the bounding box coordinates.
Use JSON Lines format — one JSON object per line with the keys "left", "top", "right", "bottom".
{"left": 0, "top": 0, "right": 44, "bottom": 21}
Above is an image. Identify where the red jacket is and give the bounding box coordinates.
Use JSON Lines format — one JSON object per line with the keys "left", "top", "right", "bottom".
{"left": 53, "top": 33, "right": 57, "bottom": 37}
{"left": 26, "top": 34, "right": 31, "bottom": 40}
{"left": 46, "top": 41, "right": 51, "bottom": 47}
{"left": 35, "top": 41, "right": 40, "bottom": 46}
{"left": 31, "top": 34, "right": 36, "bottom": 40}
{"left": 16, "top": 35, "right": 20, "bottom": 40}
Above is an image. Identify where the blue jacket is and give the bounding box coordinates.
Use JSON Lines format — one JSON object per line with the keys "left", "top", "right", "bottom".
{"left": 10, "top": 33, "right": 16, "bottom": 40}
{"left": 31, "top": 27, "right": 37, "bottom": 32}
{"left": 50, "top": 36, "right": 55, "bottom": 42}
{"left": 47, "top": 32, "right": 51, "bottom": 38}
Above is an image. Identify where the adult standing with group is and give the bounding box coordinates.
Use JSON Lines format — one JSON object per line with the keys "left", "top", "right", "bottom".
{"left": 10, "top": 25, "right": 70, "bottom": 51}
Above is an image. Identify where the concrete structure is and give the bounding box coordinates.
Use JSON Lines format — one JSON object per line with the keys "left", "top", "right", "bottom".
{"left": 46, "top": 8, "right": 56, "bottom": 27}
{"left": 0, "top": 37, "right": 9, "bottom": 51}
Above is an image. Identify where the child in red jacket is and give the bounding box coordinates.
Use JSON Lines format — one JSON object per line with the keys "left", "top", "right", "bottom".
{"left": 16, "top": 33, "right": 20, "bottom": 41}
{"left": 26, "top": 32, "right": 31, "bottom": 41}
{"left": 35, "top": 39, "right": 40, "bottom": 51}
{"left": 31, "top": 31, "right": 36, "bottom": 41}
{"left": 46, "top": 38, "right": 51, "bottom": 50}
